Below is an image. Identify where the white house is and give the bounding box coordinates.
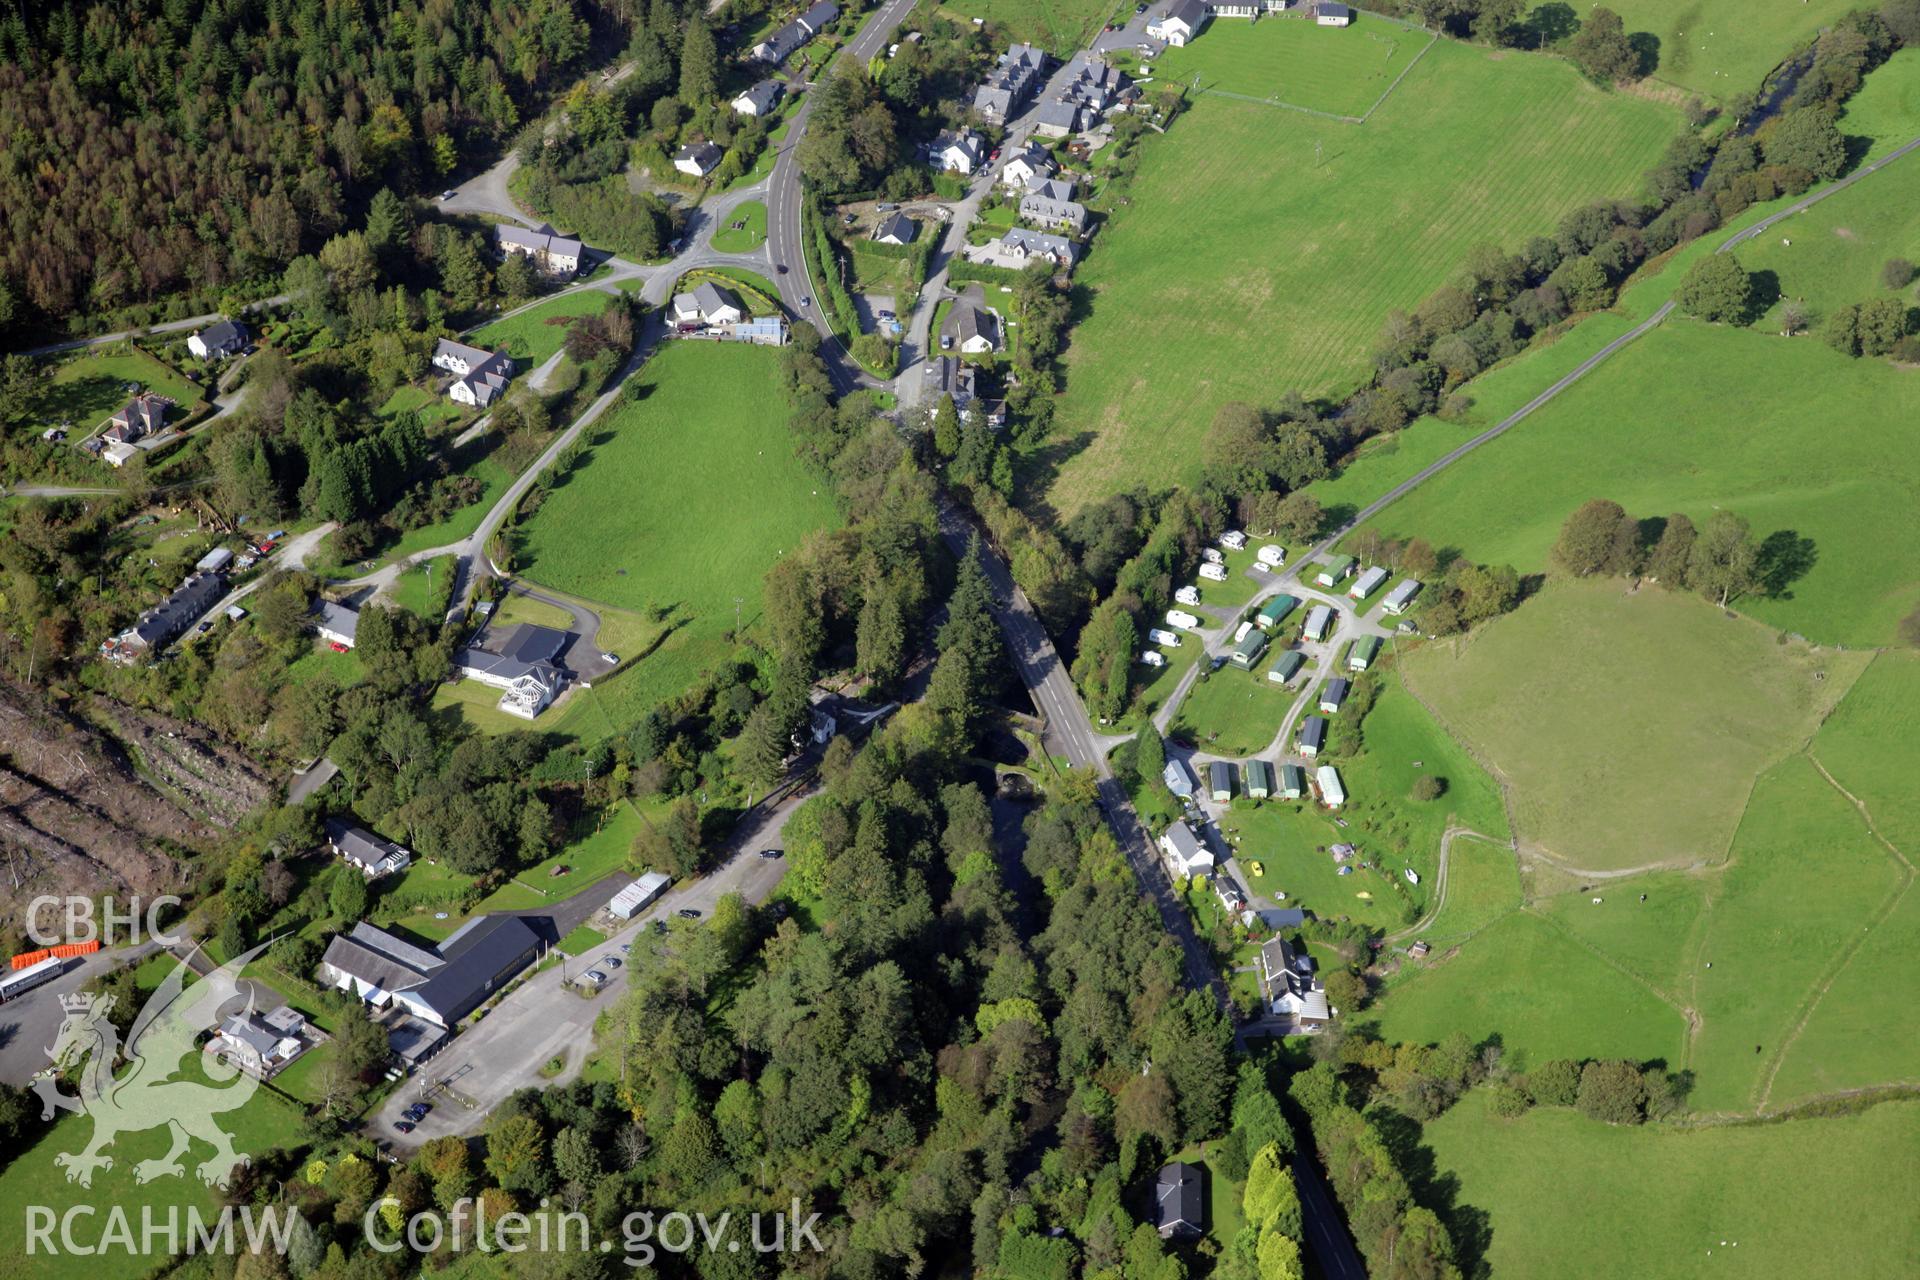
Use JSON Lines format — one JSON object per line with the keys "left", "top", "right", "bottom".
{"left": 731, "top": 79, "right": 783, "bottom": 117}
{"left": 328, "top": 820, "right": 412, "bottom": 879}
{"left": 431, "top": 338, "right": 513, "bottom": 407}
{"left": 872, "top": 211, "right": 917, "bottom": 245}
{"left": 942, "top": 299, "right": 1000, "bottom": 354}
{"left": 672, "top": 281, "right": 746, "bottom": 326}
{"left": 311, "top": 599, "right": 360, "bottom": 648}
{"left": 931, "top": 129, "right": 984, "bottom": 174}
{"left": 1000, "top": 143, "right": 1055, "bottom": 191}
{"left": 673, "top": 141, "right": 724, "bottom": 178}
{"left": 1159, "top": 820, "right": 1214, "bottom": 879}
{"left": 1146, "top": 0, "right": 1210, "bottom": 47}
{"left": 1311, "top": 0, "right": 1353, "bottom": 26}
{"left": 207, "top": 1006, "right": 309, "bottom": 1078}
{"left": 187, "top": 319, "right": 248, "bottom": 360}
{"left": 453, "top": 622, "right": 571, "bottom": 720}
{"left": 992, "top": 227, "right": 1079, "bottom": 267}
{"left": 495, "top": 224, "right": 584, "bottom": 277}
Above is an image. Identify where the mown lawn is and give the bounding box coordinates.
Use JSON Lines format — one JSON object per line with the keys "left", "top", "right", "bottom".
{"left": 1399, "top": 580, "right": 1865, "bottom": 872}
{"left": 1045, "top": 39, "right": 1679, "bottom": 514}
{"left": 1423, "top": 1092, "right": 1920, "bottom": 1280}
{"left": 1600, "top": 0, "right": 1865, "bottom": 100}
{"left": 1224, "top": 801, "right": 1418, "bottom": 933}
{"left": 711, "top": 199, "right": 768, "bottom": 253}
{"left": 1155, "top": 10, "right": 1431, "bottom": 118}
{"left": 514, "top": 343, "right": 841, "bottom": 732}
{"left": 35, "top": 347, "right": 206, "bottom": 434}
{"left": 1348, "top": 321, "right": 1920, "bottom": 645}
{"left": 468, "top": 288, "right": 613, "bottom": 364}
{"left": 1171, "top": 665, "right": 1289, "bottom": 757}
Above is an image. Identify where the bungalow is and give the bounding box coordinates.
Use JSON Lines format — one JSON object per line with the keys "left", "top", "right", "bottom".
{"left": 328, "top": 819, "right": 412, "bottom": 879}
{"left": 1349, "top": 564, "right": 1389, "bottom": 599}
{"left": 1278, "top": 763, "right": 1306, "bottom": 800}
{"left": 1209, "top": 760, "right": 1234, "bottom": 803}
{"left": 187, "top": 319, "right": 248, "bottom": 360}
{"left": 1155, "top": 1162, "right": 1205, "bottom": 1240}
{"left": 431, "top": 338, "right": 513, "bottom": 407}
{"left": 1319, "top": 677, "right": 1351, "bottom": 714}
{"left": 1163, "top": 758, "right": 1196, "bottom": 800}
{"left": 1257, "top": 544, "right": 1287, "bottom": 567}
{"left": 1298, "top": 715, "right": 1328, "bottom": 757}
{"left": 319, "top": 916, "right": 542, "bottom": 1029}
{"left": 101, "top": 440, "right": 140, "bottom": 468}
{"left": 1146, "top": 0, "right": 1210, "bottom": 47}
{"left": 1199, "top": 561, "right": 1229, "bottom": 582}
{"left": 999, "top": 142, "right": 1056, "bottom": 190}
{"left": 311, "top": 599, "right": 360, "bottom": 649}
{"left": 1160, "top": 820, "right": 1214, "bottom": 878}
{"left": 1314, "top": 554, "right": 1357, "bottom": 587}
{"left": 673, "top": 141, "right": 725, "bottom": 178}
{"left": 1230, "top": 627, "right": 1269, "bottom": 669}
{"left": 1316, "top": 764, "right": 1347, "bottom": 808}
{"left": 1267, "top": 649, "right": 1305, "bottom": 684}
{"left": 1255, "top": 594, "right": 1298, "bottom": 629}
{"left": 1383, "top": 578, "right": 1423, "bottom": 616}
{"left": 672, "top": 281, "right": 746, "bottom": 326}
{"left": 931, "top": 129, "right": 985, "bottom": 174}
{"left": 1303, "top": 604, "right": 1334, "bottom": 642}
{"left": 1018, "top": 187, "right": 1088, "bottom": 233}
{"left": 1311, "top": 0, "right": 1353, "bottom": 25}
{"left": 731, "top": 78, "right": 784, "bottom": 117}
{"left": 495, "top": 224, "right": 584, "bottom": 277}
{"left": 872, "top": 211, "right": 917, "bottom": 245}
{"left": 1245, "top": 759, "right": 1275, "bottom": 799}
{"left": 1348, "top": 635, "right": 1382, "bottom": 672}
{"left": 207, "top": 1005, "right": 309, "bottom": 1078}
{"left": 750, "top": 0, "right": 838, "bottom": 63}
{"left": 453, "top": 622, "right": 572, "bottom": 719}
{"left": 972, "top": 43, "right": 1047, "bottom": 122}
{"left": 942, "top": 300, "right": 1000, "bottom": 354}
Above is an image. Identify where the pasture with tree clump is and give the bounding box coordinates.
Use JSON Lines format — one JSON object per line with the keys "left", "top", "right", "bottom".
{"left": 1420, "top": 1091, "right": 1920, "bottom": 1280}
{"left": 1044, "top": 37, "right": 1680, "bottom": 515}
{"left": 1599, "top": 0, "right": 1866, "bottom": 102}
{"left": 514, "top": 342, "right": 842, "bottom": 730}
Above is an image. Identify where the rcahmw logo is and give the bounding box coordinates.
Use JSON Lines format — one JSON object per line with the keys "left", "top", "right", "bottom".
{"left": 24, "top": 1204, "right": 305, "bottom": 1257}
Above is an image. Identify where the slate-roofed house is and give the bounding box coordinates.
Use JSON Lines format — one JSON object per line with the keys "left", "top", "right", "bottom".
{"left": 1311, "top": 0, "right": 1353, "bottom": 25}
{"left": 1032, "top": 99, "right": 1082, "bottom": 139}
{"left": 1146, "top": 0, "right": 1210, "bottom": 46}
{"left": 495, "top": 224, "right": 584, "bottom": 277}
{"left": 872, "top": 211, "right": 917, "bottom": 245}
{"left": 328, "top": 819, "right": 412, "bottom": 879}
{"left": 1159, "top": 820, "right": 1213, "bottom": 879}
{"left": 188, "top": 319, "right": 248, "bottom": 360}
{"left": 106, "top": 393, "right": 169, "bottom": 442}
{"left": 972, "top": 43, "right": 1047, "bottom": 122}
{"left": 1155, "top": 1162, "right": 1205, "bottom": 1239}
{"left": 999, "top": 142, "right": 1056, "bottom": 190}
{"left": 924, "top": 355, "right": 980, "bottom": 416}
{"left": 207, "top": 1005, "right": 309, "bottom": 1077}
{"left": 311, "top": 599, "right": 360, "bottom": 648}
{"left": 454, "top": 622, "right": 572, "bottom": 719}
{"left": 931, "top": 129, "right": 984, "bottom": 174}
{"left": 731, "top": 78, "right": 784, "bottom": 116}
{"left": 993, "top": 227, "right": 1080, "bottom": 267}
{"left": 319, "top": 916, "right": 542, "bottom": 1029}
{"left": 942, "top": 300, "right": 1000, "bottom": 354}
{"left": 1260, "top": 934, "right": 1331, "bottom": 1028}
{"left": 1018, "top": 186, "right": 1088, "bottom": 233}
{"left": 674, "top": 140, "right": 725, "bottom": 178}
{"left": 672, "top": 281, "right": 746, "bottom": 326}
{"left": 431, "top": 338, "right": 513, "bottom": 407}
{"left": 751, "top": 1, "right": 838, "bottom": 64}
{"left": 102, "top": 571, "right": 227, "bottom": 664}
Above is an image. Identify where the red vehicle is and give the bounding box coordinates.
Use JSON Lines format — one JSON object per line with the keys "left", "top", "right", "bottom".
{"left": 255, "top": 540, "right": 277, "bottom": 555}
{"left": 329, "top": 642, "right": 350, "bottom": 653}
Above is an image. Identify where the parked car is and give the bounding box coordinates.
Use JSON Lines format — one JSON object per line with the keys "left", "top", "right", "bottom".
{"left": 395, "top": 1121, "right": 415, "bottom": 1133}
{"left": 760, "top": 847, "right": 783, "bottom": 859}
{"left": 876, "top": 202, "right": 898, "bottom": 212}
{"left": 412, "top": 1102, "right": 433, "bottom": 1118}
{"left": 602, "top": 956, "right": 623, "bottom": 970}
{"left": 678, "top": 908, "right": 702, "bottom": 920}
{"left": 601, "top": 651, "right": 618, "bottom": 664}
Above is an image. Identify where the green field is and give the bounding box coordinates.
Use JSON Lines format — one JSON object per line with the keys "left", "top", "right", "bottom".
{"left": 1830, "top": 45, "right": 1920, "bottom": 162}
{"left": 468, "top": 287, "right": 613, "bottom": 363}
{"left": 1226, "top": 800, "right": 1416, "bottom": 932}
{"left": 1413, "top": 833, "right": 1521, "bottom": 947}
{"left": 711, "top": 199, "right": 768, "bottom": 253}
{"left": 514, "top": 343, "right": 840, "bottom": 731}
{"left": 33, "top": 347, "right": 207, "bottom": 435}
{"left": 1046, "top": 39, "right": 1679, "bottom": 513}
{"left": 0, "top": 1093, "right": 308, "bottom": 1280}
{"left": 1350, "top": 321, "right": 1920, "bottom": 645}
{"left": 1423, "top": 1091, "right": 1920, "bottom": 1280}
{"left": 1601, "top": 0, "right": 1865, "bottom": 100}
{"left": 1400, "top": 580, "right": 1865, "bottom": 872}
{"left": 1155, "top": 11, "right": 1431, "bottom": 118}
{"left": 1170, "top": 665, "right": 1289, "bottom": 757}
{"left": 390, "top": 554, "right": 455, "bottom": 620}
{"left": 937, "top": 0, "right": 1121, "bottom": 56}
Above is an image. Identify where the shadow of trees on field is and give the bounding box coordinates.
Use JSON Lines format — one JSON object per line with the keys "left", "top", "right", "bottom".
{"left": 1756, "top": 529, "right": 1817, "bottom": 599}
{"left": 1371, "top": 1108, "right": 1496, "bottom": 1280}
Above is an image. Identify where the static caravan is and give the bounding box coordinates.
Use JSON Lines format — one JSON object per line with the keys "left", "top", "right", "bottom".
{"left": 1256, "top": 594, "right": 1298, "bottom": 630}
{"left": 1245, "top": 759, "right": 1274, "bottom": 799}
{"left": 1304, "top": 605, "right": 1334, "bottom": 642}
{"left": 1231, "top": 628, "right": 1270, "bottom": 669}
{"left": 1349, "top": 565, "right": 1389, "bottom": 599}
{"left": 1382, "top": 579, "right": 1423, "bottom": 615}
{"left": 1319, "top": 678, "right": 1351, "bottom": 714}
{"left": 1298, "top": 715, "right": 1329, "bottom": 757}
{"left": 1209, "top": 761, "right": 1235, "bottom": 803}
{"left": 1316, "top": 764, "right": 1347, "bottom": 808}
{"left": 1278, "top": 764, "right": 1306, "bottom": 800}
{"left": 1314, "top": 555, "right": 1356, "bottom": 587}
{"left": 1348, "top": 635, "right": 1382, "bottom": 672}
{"left": 1267, "top": 649, "right": 1305, "bottom": 684}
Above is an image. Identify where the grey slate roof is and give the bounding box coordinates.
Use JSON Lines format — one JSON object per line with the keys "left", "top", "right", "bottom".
{"left": 1163, "top": 820, "right": 1202, "bottom": 860}
{"left": 327, "top": 819, "right": 407, "bottom": 873}
{"left": 1155, "top": 1163, "right": 1205, "bottom": 1237}
{"left": 799, "top": 0, "right": 839, "bottom": 31}
{"left": 194, "top": 319, "right": 247, "bottom": 354}
{"left": 406, "top": 914, "right": 542, "bottom": 1025}
{"left": 872, "top": 211, "right": 916, "bottom": 244}
{"left": 733, "top": 78, "right": 783, "bottom": 114}
{"left": 128, "top": 572, "right": 226, "bottom": 649}
{"left": 675, "top": 140, "right": 724, "bottom": 171}
{"left": 311, "top": 599, "right": 360, "bottom": 643}
{"left": 457, "top": 622, "right": 570, "bottom": 682}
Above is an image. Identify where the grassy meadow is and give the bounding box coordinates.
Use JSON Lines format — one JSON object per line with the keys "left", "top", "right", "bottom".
{"left": 468, "top": 287, "right": 614, "bottom": 363}
{"left": 1045, "top": 38, "right": 1679, "bottom": 514}
{"left": 1413, "top": 833, "right": 1521, "bottom": 947}
{"left": 1346, "top": 321, "right": 1920, "bottom": 645}
{"left": 710, "top": 199, "right": 767, "bottom": 253}
{"left": 514, "top": 343, "right": 840, "bottom": 732}
{"left": 1400, "top": 580, "right": 1865, "bottom": 872}
{"left": 1422, "top": 1091, "right": 1920, "bottom": 1280}
{"left": 1600, "top": 0, "right": 1867, "bottom": 101}
{"left": 936, "top": 0, "right": 1122, "bottom": 56}
{"left": 1170, "top": 664, "right": 1290, "bottom": 757}
{"left": 1154, "top": 11, "right": 1432, "bottom": 118}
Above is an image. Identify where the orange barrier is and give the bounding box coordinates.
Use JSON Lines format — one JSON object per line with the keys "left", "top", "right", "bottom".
{"left": 9, "top": 940, "right": 101, "bottom": 970}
